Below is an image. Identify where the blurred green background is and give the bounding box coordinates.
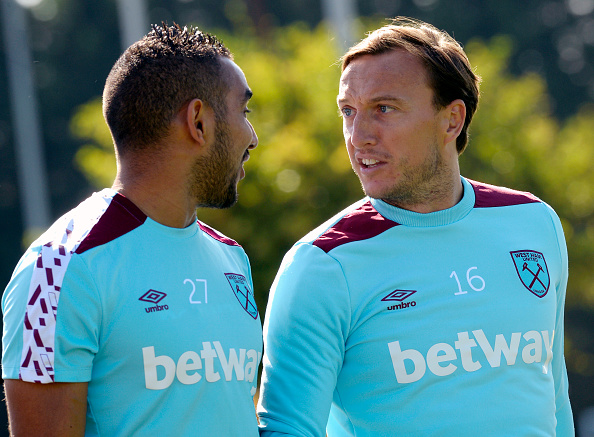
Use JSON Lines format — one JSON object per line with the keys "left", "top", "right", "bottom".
{"left": 1, "top": 0, "right": 594, "bottom": 435}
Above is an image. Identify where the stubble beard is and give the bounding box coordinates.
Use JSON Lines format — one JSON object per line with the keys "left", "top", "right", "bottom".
{"left": 190, "top": 119, "right": 239, "bottom": 209}
{"left": 365, "top": 140, "right": 451, "bottom": 209}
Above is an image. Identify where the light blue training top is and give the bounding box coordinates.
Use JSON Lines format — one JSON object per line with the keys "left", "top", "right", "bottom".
{"left": 3, "top": 190, "right": 263, "bottom": 436}
{"left": 258, "top": 177, "right": 573, "bottom": 437}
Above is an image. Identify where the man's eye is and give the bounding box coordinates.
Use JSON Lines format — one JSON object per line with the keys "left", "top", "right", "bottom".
{"left": 341, "top": 107, "right": 353, "bottom": 117}
{"left": 379, "top": 105, "right": 392, "bottom": 113}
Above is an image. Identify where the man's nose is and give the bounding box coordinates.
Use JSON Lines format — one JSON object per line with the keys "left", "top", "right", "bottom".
{"left": 248, "top": 121, "right": 258, "bottom": 149}
{"left": 348, "top": 113, "right": 376, "bottom": 148}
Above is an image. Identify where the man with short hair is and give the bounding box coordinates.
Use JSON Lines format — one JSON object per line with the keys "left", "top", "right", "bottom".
{"left": 257, "top": 17, "right": 574, "bottom": 436}
{"left": 2, "top": 23, "right": 261, "bottom": 436}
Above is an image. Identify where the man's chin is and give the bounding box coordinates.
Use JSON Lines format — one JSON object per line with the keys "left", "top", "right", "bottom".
{"left": 197, "top": 188, "right": 238, "bottom": 210}
{"left": 203, "top": 198, "right": 237, "bottom": 210}
{"left": 360, "top": 183, "right": 383, "bottom": 200}
{"left": 216, "top": 198, "right": 238, "bottom": 209}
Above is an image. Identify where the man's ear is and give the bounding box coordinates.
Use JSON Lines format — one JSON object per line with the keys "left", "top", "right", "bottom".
{"left": 443, "top": 99, "right": 466, "bottom": 146}
{"left": 186, "top": 98, "right": 212, "bottom": 146}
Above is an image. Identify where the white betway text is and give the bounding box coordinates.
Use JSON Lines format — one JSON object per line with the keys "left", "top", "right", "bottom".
{"left": 143, "top": 342, "right": 261, "bottom": 390}
{"left": 388, "top": 329, "right": 553, "bottom": 384}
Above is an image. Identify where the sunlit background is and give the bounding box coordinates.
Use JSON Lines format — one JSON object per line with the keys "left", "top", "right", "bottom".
{"left": 1, "top": 0, "right": 594, "bottom": 435}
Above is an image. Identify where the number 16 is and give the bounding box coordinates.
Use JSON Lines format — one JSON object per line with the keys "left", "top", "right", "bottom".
{"left": 450, "top": 267, "right": 486, "bottom": 295}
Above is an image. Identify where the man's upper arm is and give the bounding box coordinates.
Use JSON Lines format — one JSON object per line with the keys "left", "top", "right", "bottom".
{"left": 546, "top": 205, "right": 575, "bottom": 435}
{"left": 258, "top": 243, "right": 351, "bottom": 436}
{"left": 4, "top": 379, "right": 88, "bottom": 436}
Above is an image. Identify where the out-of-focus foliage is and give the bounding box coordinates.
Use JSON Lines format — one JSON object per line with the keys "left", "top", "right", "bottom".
{"left": 70, "top": 98, "right": 116, "bottom": 188}
{"left": 71, "top": 22, "right": 594, "bottom": 384}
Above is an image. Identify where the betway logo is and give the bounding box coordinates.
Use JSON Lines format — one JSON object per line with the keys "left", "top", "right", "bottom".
{"left": 143, "top": 342, "right": 261, "bottom": 390}
{"left": 388, "top": 329, "right": 553, "bottom": 384}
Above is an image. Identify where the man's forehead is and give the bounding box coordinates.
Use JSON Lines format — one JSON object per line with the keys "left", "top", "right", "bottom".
{"left": 220, "top": 58, "right": 252, "bottom": 102}
{"left": 338, "top": 51, "right": 429, "bottom": 98}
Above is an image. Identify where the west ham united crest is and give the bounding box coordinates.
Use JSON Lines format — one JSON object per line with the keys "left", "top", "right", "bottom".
{"left": 225, "top": 273, "right": 258, "bottom": 319}
{"left": 510, "top": 250, "right": 550, "bottom": 298}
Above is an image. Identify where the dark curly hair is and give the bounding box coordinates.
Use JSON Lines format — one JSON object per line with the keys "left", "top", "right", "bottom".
{"left": 342, "top": 17, "right": 480, "bottom": 154}
{"left": 103, "top": 23, "right": 232, "bottom": 155}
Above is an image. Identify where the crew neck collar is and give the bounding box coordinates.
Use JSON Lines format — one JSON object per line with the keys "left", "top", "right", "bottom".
{"left": 369, "top": 177, "right": 475, "bottom": 227}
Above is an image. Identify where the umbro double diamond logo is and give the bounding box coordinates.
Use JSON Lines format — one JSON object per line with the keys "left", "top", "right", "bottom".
{"left": 139, "top": 289, "right": 169, "bottom": 313}
{"left": 382, "top": 289, "right": 417, "bottom": 311}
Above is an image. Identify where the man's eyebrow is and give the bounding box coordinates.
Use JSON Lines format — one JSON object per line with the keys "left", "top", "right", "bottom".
{"left": 369, "top": 95, "right": 405, "bottom": 104}
{"left": 336, "top": 95, "right": 406, "bottom": 105}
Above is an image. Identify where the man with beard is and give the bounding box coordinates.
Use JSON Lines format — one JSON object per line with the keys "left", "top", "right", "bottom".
{"left": 257, "top": 17, "right": 574, "bottom": 436}
{"left": 2, "top": 23, "right": 261, "bottom": 436}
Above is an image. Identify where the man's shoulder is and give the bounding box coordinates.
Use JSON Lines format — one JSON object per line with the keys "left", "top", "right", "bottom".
{"left": 298, "top": 198, "right": 399, "bottom": 254}
{"left": 25, "top": 190, "right": 146, "bottom": 259}
{"left": 197, "top": 221, "right": 241, "bottom": 247}
{"left": 74, "top": 191, "right": 147, "bottom": 254}
{"left": 466, "top": 178, "right": 542, "bottom": 208}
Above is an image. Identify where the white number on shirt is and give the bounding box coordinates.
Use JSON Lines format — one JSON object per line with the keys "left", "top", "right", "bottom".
{"left": 451, "top": 267, "right": 486, "bottom": 295}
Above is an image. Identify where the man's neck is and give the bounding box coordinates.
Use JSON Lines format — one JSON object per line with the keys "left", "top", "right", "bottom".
{"left": 112, "top": 169, "right": 197, "bottom": 229}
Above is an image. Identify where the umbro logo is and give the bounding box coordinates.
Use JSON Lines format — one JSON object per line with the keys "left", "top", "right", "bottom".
{"left": 139, "top": 289, "right": 170, "bottom": 313}
{"left": 382, "top": 290, "right": 417, "bottom": 311}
